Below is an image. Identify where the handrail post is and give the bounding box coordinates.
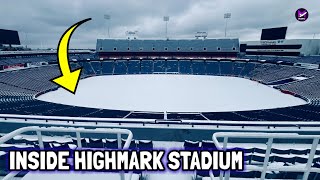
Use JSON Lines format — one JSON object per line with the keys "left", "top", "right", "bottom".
{"left": 223, "top": 137, "right": 228, "bottom": 149}
{"left": 260, "top": 137, "right": 273, "bottom": 180}
{"left": 117, "top": 133, "right": 122, "bottom": 149}
{"left": 76, "top": 131, "right": 82, "bottom": 148}
{"left": 302, "top": 137, "right": 319, "bottom": 180}
{"left": 117, "top": 133, "right": 125, "bottom": 180}
{"left": 223, "top": 137, "right": 230, "bottom": 180}
{"left": 36, "top": 130, "right": 44, "bottom": 149}
{"left": 212, "top": 133, "right": 222, "bottom": 149}
{"left": 219, "top": 137, "right": 229, "bottom": 180}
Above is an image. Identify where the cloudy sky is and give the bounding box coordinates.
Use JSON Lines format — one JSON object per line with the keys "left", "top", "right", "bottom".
{"left": 1, "top": 0, "right": 319, "bottom": 49}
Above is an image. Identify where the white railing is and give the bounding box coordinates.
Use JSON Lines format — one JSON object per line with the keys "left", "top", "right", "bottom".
{"left": 212, "top": 132, "right": 320, "bottom": 180}
{"left": 1, "top": 114, "right": 320, "bottom": 132}
{"left": 0, "top": 126, "right": 133, "bottom": 180}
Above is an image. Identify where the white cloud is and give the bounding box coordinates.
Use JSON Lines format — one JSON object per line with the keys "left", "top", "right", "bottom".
{"left": 1, "top": 0, "right": 319, "bottom": 48}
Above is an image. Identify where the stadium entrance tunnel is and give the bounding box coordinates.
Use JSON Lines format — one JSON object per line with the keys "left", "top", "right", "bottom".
{"left": 37, "top": 75, "right": 307, "bottom": 113}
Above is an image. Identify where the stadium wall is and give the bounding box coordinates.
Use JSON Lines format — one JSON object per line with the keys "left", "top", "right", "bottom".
{"left": 96, "top": 38, "right": 240, "bottom": 58}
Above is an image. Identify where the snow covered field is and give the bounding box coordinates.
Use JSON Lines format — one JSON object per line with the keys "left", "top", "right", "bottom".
{"left": 37, "top": 75, "right": 306, "bottom": 112}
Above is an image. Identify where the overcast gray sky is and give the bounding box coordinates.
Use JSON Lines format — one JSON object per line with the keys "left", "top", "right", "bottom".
{"left": 1, "top": 0, "right": 319, "bottom": 49}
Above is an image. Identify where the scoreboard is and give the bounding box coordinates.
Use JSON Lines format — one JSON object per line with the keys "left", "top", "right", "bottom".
{"left": 0, "top": 29, "right": 20, "bottom": 45}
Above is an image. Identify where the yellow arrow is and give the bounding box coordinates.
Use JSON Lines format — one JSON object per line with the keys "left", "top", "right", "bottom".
{"left": 51, "top": 18, "right": 92, "bottom": 94}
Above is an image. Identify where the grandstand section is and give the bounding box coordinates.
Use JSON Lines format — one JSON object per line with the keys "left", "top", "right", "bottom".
{"left": 0, "top": 50, "right": 95, "bottom": 67}
{"left": 0, "top": 59, "right": 319, "bottom": 123}
{"left": 0, "top": 58, "right": 320, "bottom": 180}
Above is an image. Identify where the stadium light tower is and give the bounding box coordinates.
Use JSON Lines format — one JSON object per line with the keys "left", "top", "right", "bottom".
{"left": 224, "top": 13, "right": 231, "bottom": 37}
{"left": 104, "top": 14, "right": 111, "bottom": 38}
{"left": 163, "top": 16, "right": 170, "bottom": 39}
{"left": 24, "top": 32, "right": 29, "bottom": 49}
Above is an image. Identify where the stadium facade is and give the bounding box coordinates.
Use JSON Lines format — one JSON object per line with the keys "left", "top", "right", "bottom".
{"left": 96, "top": 38, "right": 239, "bottom": 58}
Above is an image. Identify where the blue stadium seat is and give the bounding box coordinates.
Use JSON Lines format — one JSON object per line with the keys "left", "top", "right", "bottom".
{"left": 179, "top": 60, "right": 192, "bottom": 74}
{"left": 105, "top": 139, "right": 119, "bottom": 149}
{"left": 121, "top": 139, "right": 137, "bottom": 149}
{"left": 140, "top": 60, "right": 153, "bottom": 74}
{"left": 102, "top": 61, "right": 114, "bottom": 75}
{"left": 220, "top": 61, "right": 233, "bottom": 75}
{"left": 201, "top": 141, "right": 217, "bottom": 150}
{"left": 114, "top": 60, "right": 128, "bottom": 74}
{"left": 154, "top": 60, "right": 166, "bottom": 73}
{"left": 137, "top": 140, "right": 153, "bottom": 150}
{"left": 206, "top": 61, "right": 220, "bottom": 75}
{"left": 192, "top": 60, "right": 206, "bottom": 75}
{"left": 184, "top": 140, "right": 200, "bottom": 150}
{"left": 88, "top": 139, "right": 104, "bottom": 148}
{"left": 90, "top": 62, "right": 102, "bottom": 74}
{"left": 166, "top": 60, "right": 178, "bottom": 73}
{"left": 127, "top": 60, "right": 140, "bottom": 74}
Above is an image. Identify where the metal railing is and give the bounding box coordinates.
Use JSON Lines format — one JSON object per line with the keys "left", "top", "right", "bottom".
{"left": 212, "top": 132, "right": 320, "bottom": 180}
{"left": 1, "top": 114, "right": 320, "bottom": 131}
{"left": 0, "top": 126, "right": 133, "bottom": 180}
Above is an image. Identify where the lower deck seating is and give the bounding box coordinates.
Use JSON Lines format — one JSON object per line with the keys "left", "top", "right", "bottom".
{"left": 0, "top": 59, "right": 319, "bottom": 121}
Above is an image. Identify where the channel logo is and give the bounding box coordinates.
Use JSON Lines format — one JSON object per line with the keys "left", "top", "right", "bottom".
{"left": 295, "top": 8, "right": 309, "bottom": 22}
